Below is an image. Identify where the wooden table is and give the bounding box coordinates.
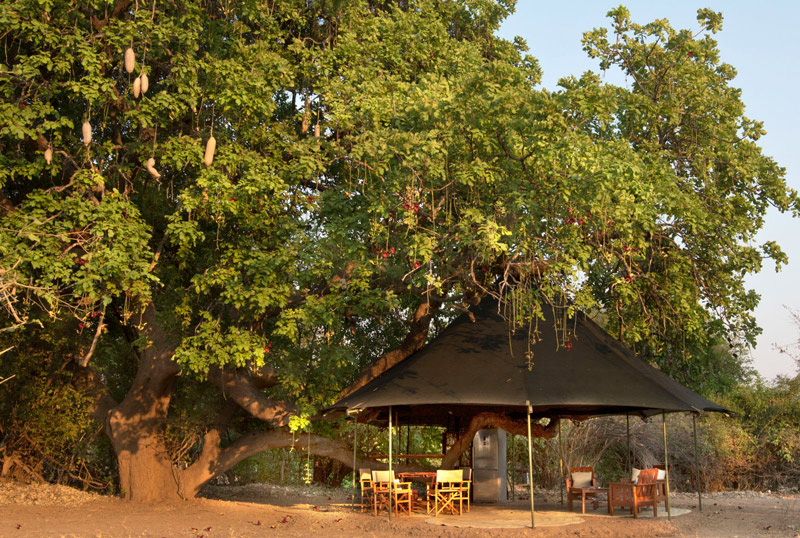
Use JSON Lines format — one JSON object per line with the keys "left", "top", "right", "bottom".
{"left": 398, "top": 472, "right": 437, "bottom": 512}
{"left": 398, "top": 472, "right": 436, "bottom": 486}
{"left": 570, "top": 486, "right": 608, "bottom": 514}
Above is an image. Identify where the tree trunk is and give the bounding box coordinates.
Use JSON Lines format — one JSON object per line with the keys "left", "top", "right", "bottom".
{"left": 100, "top": 303, "right": 407, "bottom": 501}
{"left": 114, "top": 433, "right": 182, "bottom": 501}
{"left": 105, "top": 304, "right": 184, "bottom": 501}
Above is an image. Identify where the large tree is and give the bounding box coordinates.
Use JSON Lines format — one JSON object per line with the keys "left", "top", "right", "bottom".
{"left": 0, "top": 1, "right": 796, "bottom": 501}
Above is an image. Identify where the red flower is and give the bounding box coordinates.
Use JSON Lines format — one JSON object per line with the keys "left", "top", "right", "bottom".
{"left": 78, "top": 323, "right": 85, "bottom": 329}
{"left": 578, "top": 218, "right": 584, "bottom": 225}
{"left": 413, "top": 204, "right": 420, "bottom": 212}
{"left": 413, "top": 261, "right": 421, "bottom": 269}
{"left": 389, "top": 247, "right": 395, "bottom": 254}
{"left": 566, "top": 342, "right": 572, "bottom": 351}
{"left": 307, "top": 196, "right": 314, "bottom": 202}
{"left": 382, "top": 252, "right": 388, "bottom": 258}
{"left": 404, "top": 203, "right": 410, "bottom": 210}
{"left": 230, "top": 197, "right": 236, "bottom": 201}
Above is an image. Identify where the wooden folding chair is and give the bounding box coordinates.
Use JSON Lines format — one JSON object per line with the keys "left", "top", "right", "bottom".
{"left": 358, "top": 468, "right": 373, "bottom": 512}
{"left": 372, "top": 470, "right": 392, "bottom": 516}
{"left": 459, "top": 468, "right": 472, "bottom": 512}
{"left": 371, "top": 470, "right": 412, "bottom": 516}
{"left": 428, "top": 469, "right": 465, "bottom": 516}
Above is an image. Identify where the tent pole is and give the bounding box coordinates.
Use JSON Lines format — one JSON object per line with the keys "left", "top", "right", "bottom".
{"left": 626, "top": 414, "right": 631, "bottom": 473}
{"left": 352, "top": 413, "right": 358, "bottom": 510}
{"left": 662, "top": 412, "right": 671, "bottom": 520}
{"left": 693, "top": 414, "right": 702, "bottom": 512}
{"left": 388, "top": 406, "right": 393, "bottom": 519}
{"left": 558, "top": 419, "right": 564, "bottom": 505}
{"left": 526, "top": 401, "right": 535, "bottom": 528}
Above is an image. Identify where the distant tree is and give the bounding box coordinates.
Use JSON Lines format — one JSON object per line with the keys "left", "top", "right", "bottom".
{"left": 0, "top": 1, "right": 796, "bottom": 501}
{"left": 775, "top": 307, "right": 800, "bottom": 368}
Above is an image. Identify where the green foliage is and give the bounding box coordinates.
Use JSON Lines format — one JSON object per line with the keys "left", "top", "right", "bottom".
{"left": 705, "top": 376, "right": 800, "bottom": 489}
{"left": 0, "top": 325, "right": 116, "bottom": 491}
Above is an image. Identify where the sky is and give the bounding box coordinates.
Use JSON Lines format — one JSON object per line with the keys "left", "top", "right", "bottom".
{"left": 498, "top": 1, "right": 800, "bottom": 380}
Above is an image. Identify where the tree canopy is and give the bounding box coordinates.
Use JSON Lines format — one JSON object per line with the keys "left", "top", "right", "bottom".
{"left": 0, "top": 0, "right": 797, "bottom": 500}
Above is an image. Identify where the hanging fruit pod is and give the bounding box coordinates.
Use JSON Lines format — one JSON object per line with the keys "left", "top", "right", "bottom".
{"left": 82, "top": 121, "right": 92, "bottom": 146}
{"left": 44, "top": 146, "right": 53, "bottom": 164}
{"left": 140, "top": 73, "right": 149, "bottom": 94}
{"left": 314, "top": 123, "right": 320, "bottom": 138}
{"left": 132, "top": 76, "right": 141, "bottom": 98}
{"left": 301, "top": 95, "right": 310, "bottom": 134}
{"left": 124, "top": 47, "right": 135, "bottom": 73}
{"left": 204, "top": 135, "right": 216, "bottom": 167}
{"left": 146, "top": 157, "right": 161, "bottom": 179}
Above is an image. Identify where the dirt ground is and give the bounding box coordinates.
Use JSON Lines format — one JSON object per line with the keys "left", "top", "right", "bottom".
{"left": 1, "top": 479, "right": 799, "bottom": 538}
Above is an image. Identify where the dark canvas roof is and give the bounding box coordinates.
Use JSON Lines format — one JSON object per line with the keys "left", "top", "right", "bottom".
{"left": 327, "top": 298, "right": 727, "bottom": 426}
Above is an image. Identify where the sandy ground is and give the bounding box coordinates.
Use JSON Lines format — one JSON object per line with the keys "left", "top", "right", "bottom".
{"left": 0, "top": 479, "right": 799, "bottom": 537}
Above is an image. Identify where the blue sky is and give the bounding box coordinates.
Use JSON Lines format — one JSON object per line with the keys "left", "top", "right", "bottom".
{"left": 498, "top": 1, "right": 800, "bottom": 380}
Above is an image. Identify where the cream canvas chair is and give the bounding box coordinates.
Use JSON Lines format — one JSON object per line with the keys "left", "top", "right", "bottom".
{"left": 358, "top": 468, "right": 373, "bottom": 512}
{"left": 371, "top": 470, "right": 412, "bottom": 516}
{"left": 428, "top": 469, "right": 465, "bottom": 516}
{"left": 460, "top": 468, "right": 472, "bottom": 512}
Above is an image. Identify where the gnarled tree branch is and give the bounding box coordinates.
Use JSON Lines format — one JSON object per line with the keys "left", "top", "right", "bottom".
{"left": 440, "top": 411, "right": 558, "bottom": 469}
{"left": 340, "top": 299, "right": 440, "bottom": 398}
{"left": 207, "top": 366, "right": 294, "bottom": 426}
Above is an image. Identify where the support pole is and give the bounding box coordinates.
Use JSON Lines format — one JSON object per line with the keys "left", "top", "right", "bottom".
{"left": 626, "top": 414, "right": 631, "bottom": 473}
{"left": 352, "top": 414, "right": 358, "bottom": 510}
{"left": 526, "top": 401, "right": 535, "bottom": 529}
{"left": 693, "top": 414, "right": 702, "bottom": 512}
{"left": 558, "top": 419, "right": 564, "bottom": 505}
{"left": 662, "top": 412, "right": 672, "bottom": 520}
{"left": 388, "top": 406, "right": 393, "bottom": 519}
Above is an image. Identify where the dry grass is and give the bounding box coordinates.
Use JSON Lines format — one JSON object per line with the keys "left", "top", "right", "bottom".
{"left": 0, "top": 477, "right": 100, "bottom": 506}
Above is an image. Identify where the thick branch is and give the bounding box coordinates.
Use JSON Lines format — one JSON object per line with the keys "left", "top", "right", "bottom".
{"left": 182, "top": 427, "right": 428, "bottom": 497}
{"left": 340, "top": 299, "right": 440, "bottom": 398}
{"left": 440, "top": 411, "right": 558, "bottom": 469}
{"left": 207, "top": 366, "right": 294, "bottom": 426}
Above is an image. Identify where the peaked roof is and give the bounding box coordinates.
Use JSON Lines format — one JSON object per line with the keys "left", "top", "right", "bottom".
{"left": 328, "top": 298, "right": 727, "bottom": 426}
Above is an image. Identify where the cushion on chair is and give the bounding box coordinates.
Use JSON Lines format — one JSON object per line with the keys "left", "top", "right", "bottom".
{"left": 631, "top": 467, "right": 641, "bottom": 483}
{"left": 657, "top": 468, "right": 666, "bottom": 480}
{"left": 571, "top": 471, "right": 592, "bottom": 488}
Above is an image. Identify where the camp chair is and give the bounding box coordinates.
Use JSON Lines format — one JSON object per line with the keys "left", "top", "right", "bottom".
{"left": 566, "top": 466, "right": 599, "bottom": 512}
{"left": 459, "top": 468, "right": 472, "bottom": 512}
{"left": 653, "top": 465, "right": 669, "bottom": 512}
{"left": 427, "top": 469, "right": 465, "bottom": 516}
{"left": 371, "top": 470, "right": 412, "bottom": 516}
{"left": 358, "top": 468, "right": 374, "bottom": 512}
{"left": 608, "top": 468, "right": 659, "bottom": 518}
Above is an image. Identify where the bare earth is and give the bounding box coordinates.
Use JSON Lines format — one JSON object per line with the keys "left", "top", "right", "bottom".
{"left": 1, "top": 480, "right": 799, "bottom": 538}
